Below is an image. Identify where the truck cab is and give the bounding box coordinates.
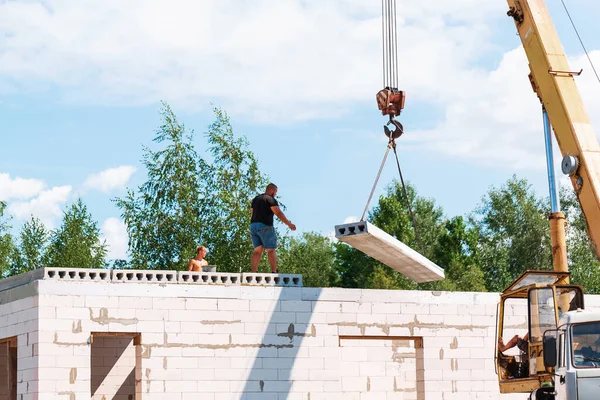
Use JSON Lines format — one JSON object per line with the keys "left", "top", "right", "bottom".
{"left": 542, "top": 310, "right": 600, "bottom": 399}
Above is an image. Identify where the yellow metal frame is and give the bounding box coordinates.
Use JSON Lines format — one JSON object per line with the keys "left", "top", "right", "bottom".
{"left": 502, "top": 270, "right": 569, "bottom": 297}
{"left": 496, "top": 270, "right": 583, "bottom": 393}
{"left": 497, "top": 275, "right": 556, "bottom": 392}
{"left": 506, "top": 0, "right": 600, "bottom": 258}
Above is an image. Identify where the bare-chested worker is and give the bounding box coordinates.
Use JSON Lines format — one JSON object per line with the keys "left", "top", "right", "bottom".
{"left": 188, "top": 246, "right": 208, "bottom": 272}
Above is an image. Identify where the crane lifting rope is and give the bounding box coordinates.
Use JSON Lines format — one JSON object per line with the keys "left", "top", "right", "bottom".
{"left": 361, "top": 0, "right": 415, "bottom": 227}
{"left": 376, "top": 0, "right": 405, "bottom": 139}
{"left": 335, "top": 0, "right": 444, "bottom": 283}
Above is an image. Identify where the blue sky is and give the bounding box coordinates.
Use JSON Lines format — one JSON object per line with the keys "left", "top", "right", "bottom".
{"left": 1, "top": 0, "right": 600, "bottom": 260}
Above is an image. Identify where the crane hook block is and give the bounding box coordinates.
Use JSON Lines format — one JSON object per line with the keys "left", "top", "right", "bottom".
{"left": 376, "top": 88, "right": 406, "bottom": 117}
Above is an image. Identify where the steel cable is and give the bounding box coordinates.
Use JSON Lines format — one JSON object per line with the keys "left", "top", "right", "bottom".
{"left": 391, "top": 143, "right": 424, "bottom": 255}
{"left": 560, "top": 0, "right": 600, "bottom": 85}
{"left": 382, "top": 0, "right": 398, "bottom": 89}
{"left": 360, "top": 138, "right": 393, "bottom": 222}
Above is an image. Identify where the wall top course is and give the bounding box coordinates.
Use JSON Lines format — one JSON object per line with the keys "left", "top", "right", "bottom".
{"left": 0, "top": 268, "right": 303, "bottom": 291}
{"left": 4, "top": 268, "right": 600, "bottom": 309}
{"left": 33, "top": 277, "right": 506, "bottom": 307}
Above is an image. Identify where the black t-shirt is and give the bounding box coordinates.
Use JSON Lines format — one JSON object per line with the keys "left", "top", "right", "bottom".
{"left": 251, "top": 194, "right": 279, "bottom": 226}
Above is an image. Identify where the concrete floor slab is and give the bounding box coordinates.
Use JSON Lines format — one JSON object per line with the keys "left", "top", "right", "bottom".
{"left": 334, "top": 221, "right": 444, "bottom": 283}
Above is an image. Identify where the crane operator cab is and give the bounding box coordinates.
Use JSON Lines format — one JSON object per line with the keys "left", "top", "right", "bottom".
{"left": 495, "top": 270, "right": 584, "bottom": 395}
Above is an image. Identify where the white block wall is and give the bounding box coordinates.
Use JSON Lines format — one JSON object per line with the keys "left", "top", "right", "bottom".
{"left": 0, "top": 285, "right": 38, "bottom": 400}
{"left": 3, "top": 273, "right": 600, "bottom": 400}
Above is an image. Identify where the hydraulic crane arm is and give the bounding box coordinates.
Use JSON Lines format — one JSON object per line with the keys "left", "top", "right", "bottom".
{"left": 507, "top": 0, "right": 600, "bottom": 257}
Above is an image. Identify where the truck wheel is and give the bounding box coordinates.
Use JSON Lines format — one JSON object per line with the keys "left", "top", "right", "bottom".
{"left": 531, "top": 388, "right": 555, "bottom": 400}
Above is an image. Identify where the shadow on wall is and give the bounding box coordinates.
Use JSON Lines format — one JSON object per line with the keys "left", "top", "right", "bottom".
{"left": 91, "top": 334, "right": 142, "bottom": 399}
{"left": 240, "top": 287, "right": 321, "bottom": 399}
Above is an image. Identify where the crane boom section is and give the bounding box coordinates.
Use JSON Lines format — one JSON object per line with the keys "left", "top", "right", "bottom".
{"left": 507, "top": 0, "right": 600, "bottom": 255}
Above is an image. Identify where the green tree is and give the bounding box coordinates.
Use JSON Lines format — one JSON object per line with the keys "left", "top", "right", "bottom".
{"left": 431, "top": 216, "right": 486, "bottom": 292}
{"left": 334, "top": 240, "right": 377, "bottom": 288}
{"left": 472, "top": 176, "right": 552, "bottom": 292}
{"left": 560, "top": 186, "right": 600, "bottom": 293}
{"left": 0, "top": 201, "right": 13, "bottom": 277}
{"left": 11, "top": 216, "right": 50, "bottom": 275}
{"left": 366, "top": 264, "right": 404, "bottom": 290}
{"left": 371, "top": 182, "right": 444, "bottom": 255}
{"left": 199, "top": 108, "right": 268, "bottom": 272}
{"left": 46, "top": 198, "right": 107, "bottom": 269}
{"left": 115, "top": 103, "right": 204, "bottom": 270}
{"left": 277, "top": 232, "right": 336, "bottom": 287}
{"left": 116, "top": 104, "right": 268, "bottom": 271}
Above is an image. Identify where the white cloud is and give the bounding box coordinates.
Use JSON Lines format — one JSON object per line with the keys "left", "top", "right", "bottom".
{"left": 7, "top": 185, "right": 72, "bottom": 228}
{"left": 0, "top": 0, "right": 503, "bottom": 122}
{"left": 408, "top": 49, "right": 600, "bottom": 170}
{"left": 83, "top": 165, "right": 136, "bottom": 193}
{"left": 0, "top": 173, "right": 46, "bottom": 201}
{"left": 101, "top": 217, "right": 128, "bottom": 260}
{"left": 1, "top": 0, "right": 598, "bottom": 172}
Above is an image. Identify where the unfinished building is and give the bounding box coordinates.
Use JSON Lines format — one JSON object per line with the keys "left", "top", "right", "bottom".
{"left": 1, "top": 267, "right": 589, "bottom": 399}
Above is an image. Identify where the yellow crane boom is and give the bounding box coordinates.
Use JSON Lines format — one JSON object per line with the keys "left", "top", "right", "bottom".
{"left": 507, "top": 0, "right": 600, "bottom": 258}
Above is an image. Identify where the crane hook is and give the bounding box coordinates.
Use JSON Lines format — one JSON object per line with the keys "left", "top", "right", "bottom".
{"left": 384, "top": 117, "right": 404, "bottom": 140}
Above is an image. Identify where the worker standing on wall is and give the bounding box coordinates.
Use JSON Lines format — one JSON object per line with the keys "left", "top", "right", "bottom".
{"left": 250, "top": 183, "right": 296, "bottom": 273}
{"left": 188, "top": 246, "right": 209, "bottom": 271}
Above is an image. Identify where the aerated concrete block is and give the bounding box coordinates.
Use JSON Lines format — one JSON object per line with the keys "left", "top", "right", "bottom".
{"left": 178, "top": 271, "right": 241, "bottom": 285}
{"left": 111, "top": 270, "right": 177, "bottom": 283}
{"left": 44, "top": 268, "right": 111, "bottom": 282}
{"left": 241, "top": 273, "right": 302, "bottom": 287}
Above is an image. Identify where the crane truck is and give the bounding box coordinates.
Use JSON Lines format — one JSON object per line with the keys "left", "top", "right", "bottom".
{"left": 373, "top": 0, "right": 600, "bottom": 397}
{"left": 492, "top": 1, "right": 600, "bottom": 399}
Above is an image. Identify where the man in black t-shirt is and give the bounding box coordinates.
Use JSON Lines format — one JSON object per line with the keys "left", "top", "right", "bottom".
{"left": 250, "top": 183, "right": 296, "bottom": 273}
